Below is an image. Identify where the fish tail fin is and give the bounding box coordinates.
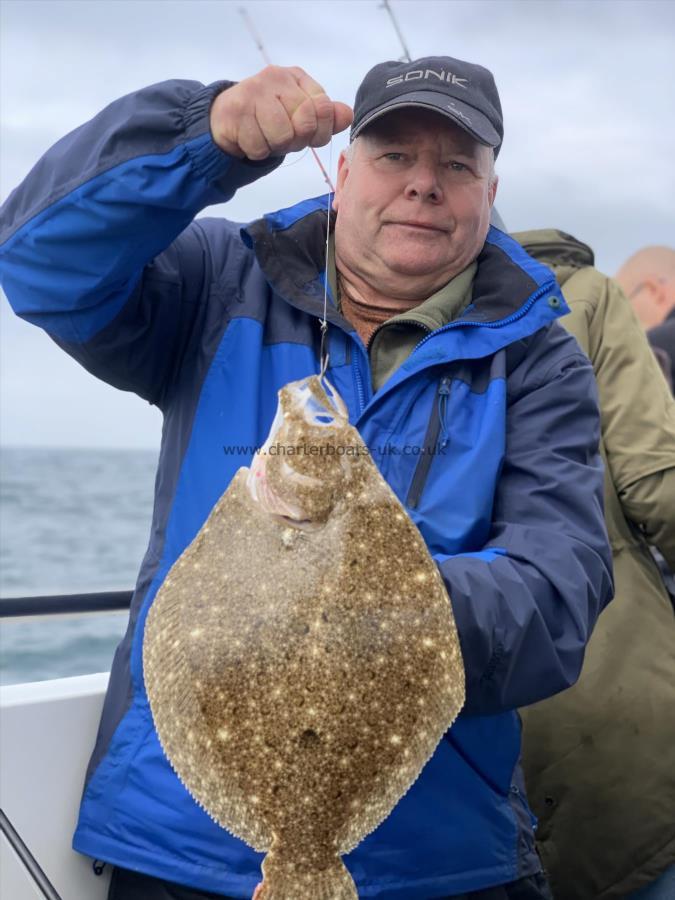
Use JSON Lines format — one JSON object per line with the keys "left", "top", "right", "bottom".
{"left": 258, "top": 848, "right": 357, "bottom": 899}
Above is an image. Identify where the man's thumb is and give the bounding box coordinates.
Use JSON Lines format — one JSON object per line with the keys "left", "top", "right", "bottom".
{"left": 332, "top": 102, "right": 354, "bottom": 135}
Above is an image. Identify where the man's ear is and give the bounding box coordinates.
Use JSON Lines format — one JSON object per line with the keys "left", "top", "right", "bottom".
{"left": 332, "top": 150, "right": 350, "bottom": 212}
{"left": 652, "top": 276, "right": 669, "bottom": 310}
{"left": 488, "top": 174, "right": 499, "bottom": 207}
{"left": 643, "top": 276, "right": 666, "bottom": 308}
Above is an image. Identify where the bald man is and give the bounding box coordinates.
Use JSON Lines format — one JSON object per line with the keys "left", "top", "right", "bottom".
{"left": 616, "top": 246, "right": 675, "bottom": 389}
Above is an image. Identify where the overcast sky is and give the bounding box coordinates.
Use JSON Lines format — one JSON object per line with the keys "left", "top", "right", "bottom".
{"left": 1, "top": 0, "right": 674, "bottom": 449}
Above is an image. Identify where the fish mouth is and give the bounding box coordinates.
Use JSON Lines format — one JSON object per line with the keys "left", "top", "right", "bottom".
{"left": 282, "top": 374, "right": 349, "bottom": 426}
{"left": 271, "top": 513, "right": 320, "bottom": 532}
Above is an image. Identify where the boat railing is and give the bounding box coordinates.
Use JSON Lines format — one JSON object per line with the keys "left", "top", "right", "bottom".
{"left": 0, "top": 590, "right": 133, "bottom": 619}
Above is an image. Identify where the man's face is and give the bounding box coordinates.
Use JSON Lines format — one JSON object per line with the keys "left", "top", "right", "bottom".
{"left": 332, "top": 108, "right": 498, "bottom": 299}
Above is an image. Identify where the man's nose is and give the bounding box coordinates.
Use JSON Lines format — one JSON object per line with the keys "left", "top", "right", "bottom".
{"left": 404, "top": 162, "right": 444, "bottom": 203}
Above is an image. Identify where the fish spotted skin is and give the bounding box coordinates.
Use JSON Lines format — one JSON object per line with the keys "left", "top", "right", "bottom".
{"left": 143, "top": 376, "right": 465, "bottom": 899}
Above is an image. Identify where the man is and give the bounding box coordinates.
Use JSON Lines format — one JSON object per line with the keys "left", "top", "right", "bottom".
{"left": 514, "top": 229, "right": 675, "bottom": 900}
{"left": 0, "top": 58, "right": 612, "bottom": 899}
{"left": 615, "top": 246, "right": 675, "bottom": 389}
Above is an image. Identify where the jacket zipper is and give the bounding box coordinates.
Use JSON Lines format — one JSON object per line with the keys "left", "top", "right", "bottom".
{"left": 406, "top": 375, "right": 452, "bottom": 509}
{"left": 404, "top": 284, "right": 553, "bottom": 509}
{"left": 353, "top": 360, "right": 366, "bottom": 415}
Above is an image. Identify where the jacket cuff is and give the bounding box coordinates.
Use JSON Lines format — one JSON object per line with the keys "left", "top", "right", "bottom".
{"left": 182, "top": 80, "right": 284, "bottom": 188}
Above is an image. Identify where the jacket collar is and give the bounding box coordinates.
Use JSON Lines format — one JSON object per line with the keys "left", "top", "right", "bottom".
{"left": 511, "top": 228, "right": 595, "bottom": 270}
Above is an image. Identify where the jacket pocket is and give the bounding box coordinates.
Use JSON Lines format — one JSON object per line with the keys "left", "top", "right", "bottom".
{"left": 406, "top": 374, "right": 452, "bottom": 509}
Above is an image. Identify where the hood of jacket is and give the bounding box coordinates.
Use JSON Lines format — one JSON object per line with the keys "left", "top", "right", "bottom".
{"left": 511, "top": 228, "right": 594, "bottom": 289}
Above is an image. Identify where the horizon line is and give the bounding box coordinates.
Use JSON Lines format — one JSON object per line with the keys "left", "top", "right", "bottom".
{"left": 0, "top": 443, "right": 159, "bottom": 453}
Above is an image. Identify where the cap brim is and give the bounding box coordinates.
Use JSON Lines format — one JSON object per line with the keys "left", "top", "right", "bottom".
{"left": 351, "top": 90, "right": 501, "bottom": 149}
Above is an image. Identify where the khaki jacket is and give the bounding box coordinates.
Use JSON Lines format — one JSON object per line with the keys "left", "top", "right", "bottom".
{"left": 514, "top": 230, "right": 675, "bottom": 899}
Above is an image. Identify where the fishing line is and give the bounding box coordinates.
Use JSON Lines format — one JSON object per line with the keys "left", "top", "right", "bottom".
{"left": 236, "top": 4, "right": 341, "bottom": 372}
{"left": 319, "top": 137, "right": 334, "bottom": 378}
{"left": 279, "top": 147, "right": 311, "bottom": 169}
{"left": 238, "top": 6, "right": 335, "bottom": 192}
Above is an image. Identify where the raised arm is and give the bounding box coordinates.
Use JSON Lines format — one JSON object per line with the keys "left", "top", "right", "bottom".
{"left": 0, "top": 68, "right": 351, "bottom": 405}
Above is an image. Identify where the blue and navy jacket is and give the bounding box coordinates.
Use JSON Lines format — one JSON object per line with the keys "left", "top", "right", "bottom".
{"left": 0, "top": 80, "right": 613, "bottom": 899}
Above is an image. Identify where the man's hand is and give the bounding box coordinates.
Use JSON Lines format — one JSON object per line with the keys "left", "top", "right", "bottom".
{"left": 210, "top": 65, "right": 353, "bottom": 161}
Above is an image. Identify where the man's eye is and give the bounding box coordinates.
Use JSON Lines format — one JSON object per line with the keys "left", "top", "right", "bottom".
{"left": 383, "top": 152, "right": 405, "bottom": 161}
{"left": 448, "top": 161, "right": 467, "bottom": 171}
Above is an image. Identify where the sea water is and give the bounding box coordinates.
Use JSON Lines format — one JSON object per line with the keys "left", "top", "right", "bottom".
{"left": 0, "top": 447, "right": 158, "bottom": 685}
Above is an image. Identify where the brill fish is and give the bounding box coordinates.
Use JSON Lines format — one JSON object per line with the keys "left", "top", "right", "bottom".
{"left": 143, "top": 375, "right": 465, "bottom": 899}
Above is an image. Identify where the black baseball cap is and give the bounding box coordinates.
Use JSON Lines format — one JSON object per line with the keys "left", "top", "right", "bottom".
{"left": 350, "top": 56, "right": 504, "bottom": 157}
